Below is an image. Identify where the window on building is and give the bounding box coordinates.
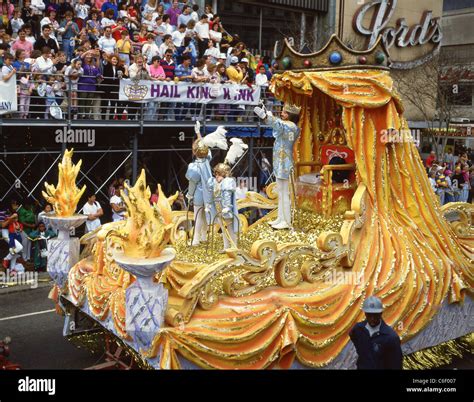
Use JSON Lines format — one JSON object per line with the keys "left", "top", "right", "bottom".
{"left": 443, "top": 0, "right": 474, "bottom": 11}
{"left": 442, "top": 83, "right": 473, "bottom": 106}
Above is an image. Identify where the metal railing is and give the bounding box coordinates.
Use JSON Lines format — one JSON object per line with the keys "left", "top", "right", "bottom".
{"left": 4, "top": 73, "right": 281, "bottom": 124}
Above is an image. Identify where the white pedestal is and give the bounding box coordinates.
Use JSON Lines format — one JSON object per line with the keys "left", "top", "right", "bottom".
{"left": 47, "top": 237, "right": 80, "bottom": 288}
{"left": 42, "top": 214, "right": 87, "bottom": 288}
{"left": 125, "top": 278, "right": 168, "bottom": 349}
{"left": 114, "top": 248, "right": 176, "bottom": 349}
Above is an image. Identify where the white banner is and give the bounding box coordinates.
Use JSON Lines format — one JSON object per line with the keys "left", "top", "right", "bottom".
{"left": 119, "top": 79, "right": 261, "bottom": 105}
{"left": 0, "top": 79, "right": 17, "bottom": 115}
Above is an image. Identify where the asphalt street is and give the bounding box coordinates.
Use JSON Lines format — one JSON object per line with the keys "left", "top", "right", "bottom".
{"left": 0, "top": 286, "right": 98, "bottom": 369}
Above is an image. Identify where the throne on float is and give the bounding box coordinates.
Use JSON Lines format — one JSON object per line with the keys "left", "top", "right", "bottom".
{"left": 294, "top": 117, "right": 356, "bottom": 217}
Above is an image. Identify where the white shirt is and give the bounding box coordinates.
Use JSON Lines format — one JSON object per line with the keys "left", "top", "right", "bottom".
{"left": 100, "top": 17, "right": 115, "bottom": 28}
{"left": 33, "top": 56, "right": 54, "bottom": 74}
{"left": 209, "top": 30, "right": 222, "bottom": 44}
{"left": 1, "top": 65, "right": 15, "bottom": 81}
{"left": 142, "top": 42, "right": 160, "bottom": 62}
{"left": 161, "top": 22, "right": 174, "bottom": 35}
{"left": 158, "top": 42, "right": 172, "bottom": 58}
{"left": 190, "top": 11, "right": 199, "bottom": 22}
{"left": 30, "top": 0, "right": 46, "bottom": 15}
{"left": 26, "top": 35, "right": 36, "bottom": 45}
{"left": 192, "top": 67, "right": 209, "bottom": 81}
{"left": 365, "top": 322, "right": 381, "bottom": 337}
{"left": 83, "top": 201, "right": 102, "bottom": 232}
{"left": 194, "top": 21, "right": 210, "bottom": 39}
{"left": 204, "top": 47, "right": 220, "bottom": 63}
{"left": 98, "top": 36, "right": 116, "bottom": 54}
{"left": 171, "top": 30, "right": 185, "bottom": 47}
{"left": 255, "top": 73, "right": 268, "bottom": 87}
{"left": 11, "top": 18, "right": 25, "bottom": 34}
{"left": 110, "top": 195, "right": 125, "bottom": 222}
{"left": 40, "top": 17, "right": 58, "bottom": 30}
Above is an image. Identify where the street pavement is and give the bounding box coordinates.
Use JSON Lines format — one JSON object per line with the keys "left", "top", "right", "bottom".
{"left": 0, "top": 285, "right": 98, "bottom": 369}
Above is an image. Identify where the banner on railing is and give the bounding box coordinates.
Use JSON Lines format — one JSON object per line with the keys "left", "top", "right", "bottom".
{"left": 0, "top": 79, "right": 17, "bottom": 115}
{"left": 119, "top": 80, "right": 261, "bottom": 105}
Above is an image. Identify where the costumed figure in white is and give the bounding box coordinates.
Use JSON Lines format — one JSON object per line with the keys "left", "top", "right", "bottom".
{"left": 254, "top": 102, "right": 301, "bottom": 229}
{"left": 208, "top": 138, "right": 248, "bottom": 250}
{"left": 186, "top": 122, "right": 228, "bottom": 246}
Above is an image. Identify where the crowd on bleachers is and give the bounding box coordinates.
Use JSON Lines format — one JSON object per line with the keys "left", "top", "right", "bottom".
{"left": 0, "top": 0, "right": 276, "bottom": 120}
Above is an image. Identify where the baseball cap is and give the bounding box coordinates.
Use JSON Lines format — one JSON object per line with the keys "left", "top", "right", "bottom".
{"left": 230, "top": 56, "right": 239, "bottom": 64}
{"left": 218, "top": 53, "right": 226, "bottom": 59}
{"left": 241, "top": 57, "right": 249, "bottom": 63}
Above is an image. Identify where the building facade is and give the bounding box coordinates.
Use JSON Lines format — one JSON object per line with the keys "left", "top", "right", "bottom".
{"left": 212, "top": 0, "right": 334, "bottom": 55}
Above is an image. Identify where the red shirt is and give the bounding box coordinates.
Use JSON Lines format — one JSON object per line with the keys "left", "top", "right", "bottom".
{"left": 127, "top": 7, "right": 137, "bottom": 19}
{"left": 112, "top": 25, "right": 127, "bottom": 41}
{"left": 8, "top": 221, "right": 23, "bottom": 234}
{"left": 426, "top": 154, "right": 436, "bottom": 167}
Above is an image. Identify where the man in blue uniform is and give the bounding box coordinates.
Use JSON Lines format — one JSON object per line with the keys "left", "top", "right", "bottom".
{"left": 349, "top": 296, "right": 403, "bottom": 369}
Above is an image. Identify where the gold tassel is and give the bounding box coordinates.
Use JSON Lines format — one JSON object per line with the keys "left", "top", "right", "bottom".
{"left": 403, "top": 333, "right": 473, "bottom": 369}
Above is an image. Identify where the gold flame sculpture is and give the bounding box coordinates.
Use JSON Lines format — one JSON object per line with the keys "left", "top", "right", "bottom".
{"left": 42, "top": 148, "right": 86, "bottom": 217}
{"left": 109, "top": 169, "right": 176, "bottom": 259}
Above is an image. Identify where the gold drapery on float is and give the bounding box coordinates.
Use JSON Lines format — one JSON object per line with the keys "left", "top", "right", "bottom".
{"left": 69, "top": 69, "right": 473, "bottom": 369}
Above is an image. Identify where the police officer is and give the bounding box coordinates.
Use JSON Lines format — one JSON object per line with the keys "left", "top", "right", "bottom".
{"left": 349, "top": 296, "right": 403, "bottom": 369}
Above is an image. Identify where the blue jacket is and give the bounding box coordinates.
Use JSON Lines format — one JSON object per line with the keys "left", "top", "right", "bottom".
{"left": 349, "top": 320, "right": 403, "bottom": 369}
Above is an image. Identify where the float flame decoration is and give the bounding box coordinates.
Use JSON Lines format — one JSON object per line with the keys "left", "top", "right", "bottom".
{"left": 112, "top": 170, "right": 176, "bottom": 259}
{"left": 42, "top": 149, "right": 86, "bottom": 217}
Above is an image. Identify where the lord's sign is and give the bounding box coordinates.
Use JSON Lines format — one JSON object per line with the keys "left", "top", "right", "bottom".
{"left": 349, "top": 0, "right": 443, "bottom": 69}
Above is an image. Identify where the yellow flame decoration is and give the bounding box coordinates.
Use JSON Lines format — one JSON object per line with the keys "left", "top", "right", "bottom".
{"left": 109, "top": 170, "right": 175, "bottom": 259}
{"left": 42, "top": 148, "right": 86, "bottom": 217}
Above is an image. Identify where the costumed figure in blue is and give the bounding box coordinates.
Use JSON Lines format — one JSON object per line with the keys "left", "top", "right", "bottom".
{"left": 186, "top": 121, "right": 228, "bottom": 246}
{"left": 254, "top": 102, "right": 301, "bottom": 229}
{"left": 207, "top": 138, "right": 248, "bottom": 250}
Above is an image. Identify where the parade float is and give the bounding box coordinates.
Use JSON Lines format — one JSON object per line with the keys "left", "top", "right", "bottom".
{"left": 47, "top": 35, "right": 472, "bottom": 369}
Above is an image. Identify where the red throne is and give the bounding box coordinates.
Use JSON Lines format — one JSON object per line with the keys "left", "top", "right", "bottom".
{"left": 295, "top": 145, "right": 356, "bottom": 216}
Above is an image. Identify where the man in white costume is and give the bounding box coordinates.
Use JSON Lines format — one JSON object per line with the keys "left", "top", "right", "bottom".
{"left": 254, "top": 103, "right": 301, "bottom": 229}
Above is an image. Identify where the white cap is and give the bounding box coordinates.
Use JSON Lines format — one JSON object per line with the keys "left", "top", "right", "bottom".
{"left": 218, "top": 53, "right": 226, "bottom": 59}
{"left": 230, "top": 56, "right": 239, "bottom": 64}
{"left": 241, "top": 57, "right": 249, "bottom": 63}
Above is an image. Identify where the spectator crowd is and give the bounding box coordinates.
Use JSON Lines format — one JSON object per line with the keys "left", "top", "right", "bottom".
{"left": 0, "top": 0, "right": 275, "bottom": 121}
{"left": 425, "top": 147, "right": 474, "bottom": 205}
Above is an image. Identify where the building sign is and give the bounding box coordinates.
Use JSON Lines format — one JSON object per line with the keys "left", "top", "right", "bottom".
{"left": 423, "top": 126, "right": 474, "bottom": 138}
{"left": 352, "top": 0, "right": 442, "bottom": 69}
{"left": 440, "top": 68, "right": 474, "bottom": 82}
